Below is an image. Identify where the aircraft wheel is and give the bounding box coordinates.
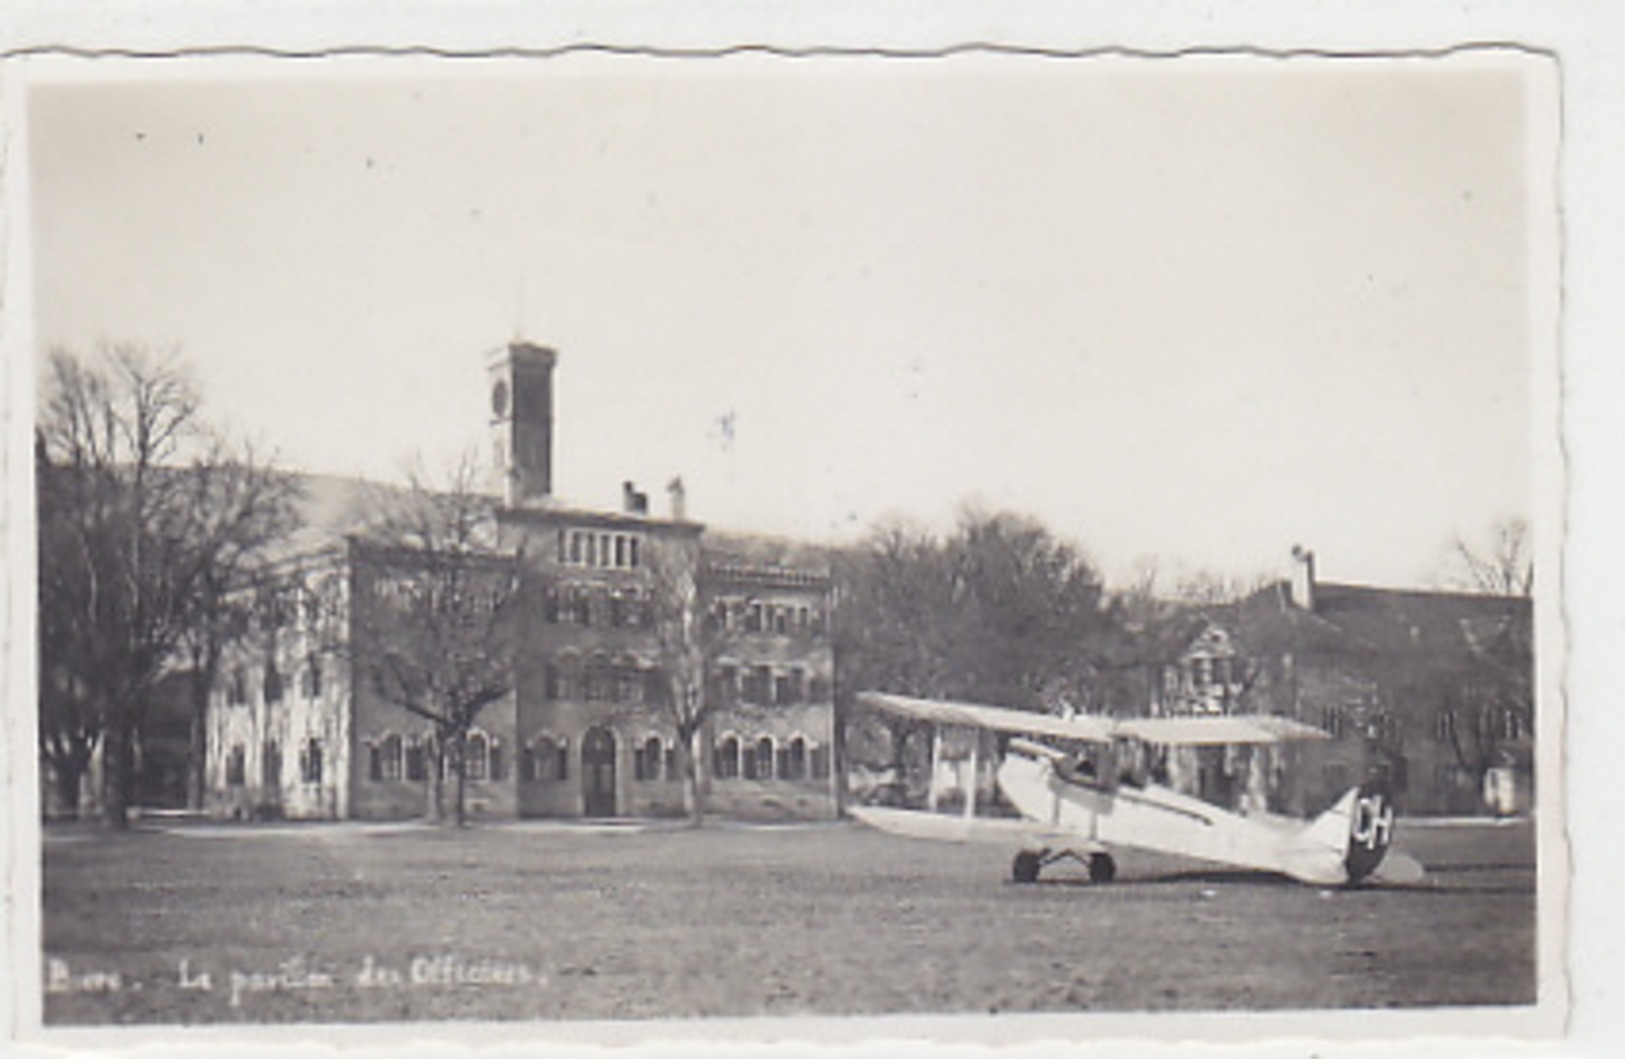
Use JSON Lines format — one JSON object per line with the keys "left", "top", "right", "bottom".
{"left": 1088, "top": 852, "right": 1117, "bottom": 884}
{"left": 1012, "top": 850, "right": 1042, "bottom": 884}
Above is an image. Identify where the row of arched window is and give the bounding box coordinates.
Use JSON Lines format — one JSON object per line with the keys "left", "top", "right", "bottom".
{"left": 363, "top": 731, "right": 832, "bottom": 786}
{"left": 710, "top": 663, "right": 830, "bottom": 707}
{"left": 223, "top": 737, "right": 323, "bottom": 787}
{"left": 543, "top": 658, "right": 656, "bottom": 703}
{"left": 542, "top": 583, "right": 652, "bottom": 628}
{"left": 364, "top": 731, "right": 505, "bottom": 783}
{"left": 706, "top": 597, "right": 827, "bottom": 637}
{"left": 224, "top": 655, "right": 325, "bottom": 707}
{"left": 713, "top": 734, "right": 830, "bottom": 782}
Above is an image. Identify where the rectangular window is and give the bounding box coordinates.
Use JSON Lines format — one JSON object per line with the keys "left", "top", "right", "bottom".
{"left": 380, "top": 737, "right": 402, "bottom": 781}
{"left": 226, "top": 744, "right": 246, "bottom": 786}
{"left": 368, "top": 744, "right": 382, "bottom": 782}
{"left": 556, "top": 740, "right": 569, "bottom": 782}
{"left": 616, "top": 668, "right": 643, "bottom": 704}
{"left": 628, "top": 538, "right": 640, "bottom": 569}
{"left": 262, "top": 741, "right": 281, "bottom": 790}
{"left": 405, "top": 741, "right": 426, "bottom": 781}
{"left": 746, "top": 602, "right": 763, "bottom": 633}
{"left": 264, "top": 664, "right": 284, "bottom": 704}
{"left": 665, "top": 745, "right": 680, "bottom": 780}
{"left": 465, "top": 736, "right": 488, "bottom": 781}
{"left": 614, "top": 536, "right": 627, "bottom": 568}
{"left": 811, "top": 746, "right": 831, "bottom": 780}
{"left": 300, "top": 739, "right": 323, "bottom": 785}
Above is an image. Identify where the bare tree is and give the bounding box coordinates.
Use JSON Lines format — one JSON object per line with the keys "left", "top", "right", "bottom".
{"left": 1434, "top": 518, "right": 1535, "bottom": 797}
{"left": 637, "top": 537, "right": 712, "bottom": 825}
{"left": 174, "top": 452, "right": 300, "bottom": 810}
{"left": 37, "top": 344, "right": 295, "bottom": 826}
{"left": 1448, "top": 517, "right": 1534, "bottom": 598}
{"left": 37, "top": 432, "right": 102, "bottom": 817}
{"left": 347, "top": 458, "right": 526, "bottom": 827}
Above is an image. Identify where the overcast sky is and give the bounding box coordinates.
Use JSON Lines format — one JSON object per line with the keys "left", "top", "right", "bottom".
{"left": 26, "top": 53, "right": 1540, "bottom": 590}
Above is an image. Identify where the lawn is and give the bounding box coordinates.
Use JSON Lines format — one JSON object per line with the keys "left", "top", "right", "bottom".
{"left": 38, "top": 817, "right": 1537, "bottom": 1025}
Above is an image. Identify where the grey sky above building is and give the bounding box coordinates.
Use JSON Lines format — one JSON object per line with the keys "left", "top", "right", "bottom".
{"left": 26, "top": 53, "right": 1540, "bottom": 589}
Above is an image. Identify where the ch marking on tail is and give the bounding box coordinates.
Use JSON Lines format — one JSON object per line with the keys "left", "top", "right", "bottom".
{"left": 1352, "top": 794, "right": 1394, "bottom": 851}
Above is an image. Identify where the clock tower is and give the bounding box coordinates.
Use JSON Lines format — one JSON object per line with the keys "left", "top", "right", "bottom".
{"left": 488, "top": 341, "right": 557, "bottom": 507}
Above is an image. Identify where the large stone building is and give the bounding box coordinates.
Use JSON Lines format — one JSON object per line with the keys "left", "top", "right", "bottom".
{"left": 1144, "top": 549, "right": 1533, "bottom": 817}
{"left": 207, "top": 342, "right": 838, "bottom": 822}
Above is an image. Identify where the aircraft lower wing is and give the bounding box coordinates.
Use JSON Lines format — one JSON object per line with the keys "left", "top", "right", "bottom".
{"left": 848, "top": 805, "right": 1097, "bottom": 851}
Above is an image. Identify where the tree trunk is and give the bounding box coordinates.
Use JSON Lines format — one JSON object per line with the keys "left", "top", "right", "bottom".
{"left": 683, "top": 727, "right": 705, "bottom": 827}
{"left": 452, "top": 730, "right": 468, "bottom": 829}
{"left": 102, "top": 711, "right": 136, "bottom": 829}
{"left": 50, "top": 755, "right": 84, "bottom": 821}
{"left": 427, "top": 735, "right": 446, "bottom": 823}
{"left": 185, "top": 660, "right": 214, "bottom": 812}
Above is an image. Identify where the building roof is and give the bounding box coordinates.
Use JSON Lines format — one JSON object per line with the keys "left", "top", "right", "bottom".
{"left": 701, "top": 528, "right": 832, "bottom": 575}
{"left": 263, "top": 472, "right": 429, "bottom": 564}
{"left": 1308, "top": 581, "right": 1530, "bottom": 661}
{"left": 1156, "top": 577, "right": 1530, "bottom": 668}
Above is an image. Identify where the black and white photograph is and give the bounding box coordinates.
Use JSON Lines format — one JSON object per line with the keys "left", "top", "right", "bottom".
{"left": 10, "top": 35, "right": 1574, "bottom": 1050}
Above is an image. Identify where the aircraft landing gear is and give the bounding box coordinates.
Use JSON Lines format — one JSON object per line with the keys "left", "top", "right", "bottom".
{"left": 1012, "top": 850, "right": 1043, "bottom": 884}
{"left": 1012, "top": 848, "right": 1116, "bottom": 885}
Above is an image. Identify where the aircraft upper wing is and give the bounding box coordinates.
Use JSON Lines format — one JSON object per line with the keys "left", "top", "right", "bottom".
{"left": 856, "top": 692, "right": 1116, "bottom": 743}
{"left": 857, "top": 691, "right": 1329, "bottom": 746}
{"left": 1113, "top": 714, "right": 1330, "bottom": 745}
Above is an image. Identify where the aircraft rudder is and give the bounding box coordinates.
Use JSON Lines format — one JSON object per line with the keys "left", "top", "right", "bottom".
{"left": 1341, "top": 778, "right": 1397, "bottom": 883}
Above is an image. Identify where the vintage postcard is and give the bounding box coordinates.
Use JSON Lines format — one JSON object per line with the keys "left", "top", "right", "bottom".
{"left": 6, "top": 33, "right": 1571, "bottom": 1055}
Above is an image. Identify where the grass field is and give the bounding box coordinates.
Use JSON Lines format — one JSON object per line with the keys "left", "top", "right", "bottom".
{"left": 39, "top": 816, "right": 1536, "bottom": 1025}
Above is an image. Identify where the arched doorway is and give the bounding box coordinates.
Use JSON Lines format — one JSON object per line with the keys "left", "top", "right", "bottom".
{"left": 581, "top": 726, "right": 617, "bottom": 818}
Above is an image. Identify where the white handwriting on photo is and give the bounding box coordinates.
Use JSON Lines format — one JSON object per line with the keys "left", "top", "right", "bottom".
{"left": 46, "top": 954, "right": 542, "bottom": 1008}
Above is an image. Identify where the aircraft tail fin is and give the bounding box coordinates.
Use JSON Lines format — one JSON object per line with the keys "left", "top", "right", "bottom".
{"left": 1299, "top": 779, "right": 1399, "bottom": 884}
{"left": 1339, "top": 779, "right": 1398, "bottom": 882}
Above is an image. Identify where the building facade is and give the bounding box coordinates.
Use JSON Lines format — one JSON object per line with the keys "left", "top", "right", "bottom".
{"left": 1145, "top": 549, "right": 1534, "bottom": 817}
{"left": 207, "top": 342, "right": 838, "bottom": 822}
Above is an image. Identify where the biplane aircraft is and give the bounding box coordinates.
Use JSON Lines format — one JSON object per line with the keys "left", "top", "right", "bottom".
{"left": 849, "top": 692, "right": 1426, "bottom": 888}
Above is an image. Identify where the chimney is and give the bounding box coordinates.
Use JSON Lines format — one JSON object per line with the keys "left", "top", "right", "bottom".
{"left": 666, "top": 476, "right": 687, "bottom": 522}
{"left": 622, "top": 481, "right": 649, "bottom": 515}
{"left": 1289, "top": 545, "right": 1316, "bottom": 612}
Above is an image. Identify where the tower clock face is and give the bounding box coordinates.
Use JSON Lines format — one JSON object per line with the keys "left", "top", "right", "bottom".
{"left": 491, "top": 379, "right": 510, "bottom": 417}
